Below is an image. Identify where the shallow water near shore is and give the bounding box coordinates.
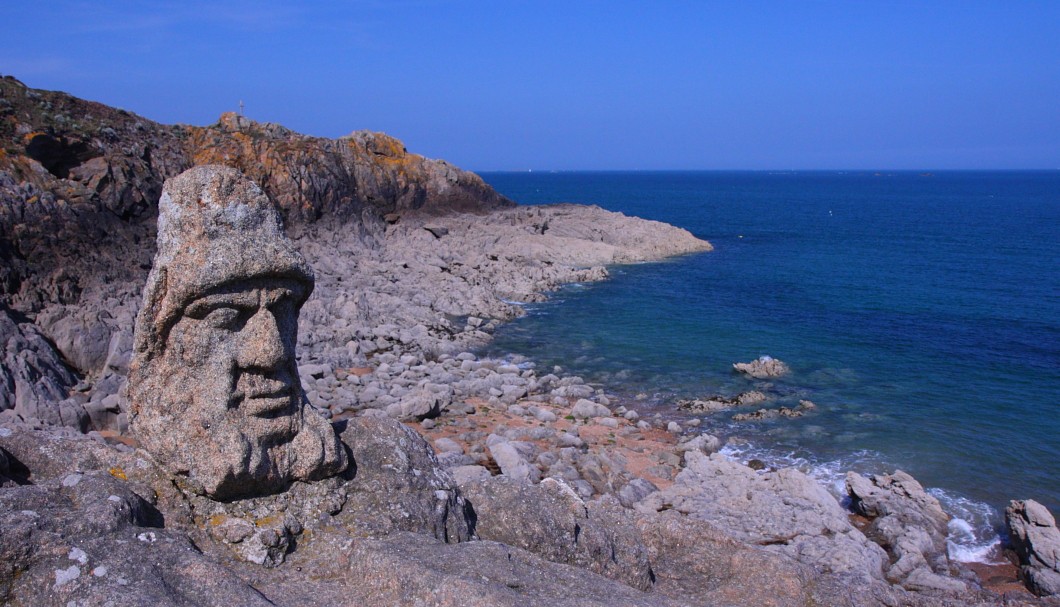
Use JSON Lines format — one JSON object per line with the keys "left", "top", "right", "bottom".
{"left": 480, "top": 170, "right": 1060, "bottom": 562}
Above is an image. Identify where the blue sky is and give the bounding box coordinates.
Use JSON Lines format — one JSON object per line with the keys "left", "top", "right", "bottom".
{"left": 3, "top": 1, "right": 1058, "bottom": 171}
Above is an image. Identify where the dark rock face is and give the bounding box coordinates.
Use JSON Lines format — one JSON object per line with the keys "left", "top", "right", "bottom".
{"left": 1006, "top": 499, "right": 1060, "bottom": 596}
{"left": 0, "top": 77, "right": 186, "bottom": 315}
{"left": 0, "top": 306, "right": 84, "bottom": 428}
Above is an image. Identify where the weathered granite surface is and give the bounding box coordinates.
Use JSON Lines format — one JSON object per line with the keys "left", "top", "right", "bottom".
{"left": 1007, "top": 499, "right": 1060, "bottom": 596}
{"left": 637, "top": 450, "right": 890, "bottom": 583}
{"left": 129, "top": 166, "right": 346, "bottom": 500}
{"left": 456, "top": 475, "right": 654, "bottom": 590}
{"left": 847, "top": 470, "right": 965, "bottom": 593}
{"left": 1, "top": 420, "right": 1030, "bottom": 607}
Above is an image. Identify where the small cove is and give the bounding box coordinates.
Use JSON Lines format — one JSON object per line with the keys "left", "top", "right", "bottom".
{"left": 480, "top": 170, "right": 1060, "bottom": 561}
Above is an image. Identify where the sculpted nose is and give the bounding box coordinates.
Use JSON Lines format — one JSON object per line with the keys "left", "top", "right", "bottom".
{"left": 237, "top": 309, "right": 286, "bottom": 369}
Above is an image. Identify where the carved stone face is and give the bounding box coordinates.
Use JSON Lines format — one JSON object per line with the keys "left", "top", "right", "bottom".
{"left": 169, "top": 279, "right": 305, "bottom": 440}
{"left": 129, "top": 166, "right": 346, "bottom": 501}
{"left": 145, "top": 278, "right": 325, "bottom": 498}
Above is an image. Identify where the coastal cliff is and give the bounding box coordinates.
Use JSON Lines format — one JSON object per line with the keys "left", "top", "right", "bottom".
{"left": 0, "top": 79, "right": 1051, "bottom": 607}
{"left": 0, "top": 74, "right": 510, "bottom": 312}
{"left": 0, "top": 76, "right": 709, "bottom": 434}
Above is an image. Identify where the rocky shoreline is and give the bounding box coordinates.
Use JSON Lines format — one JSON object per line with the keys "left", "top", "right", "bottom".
{"left": 2, "top": 78, "right": 1059, "bottom": 606}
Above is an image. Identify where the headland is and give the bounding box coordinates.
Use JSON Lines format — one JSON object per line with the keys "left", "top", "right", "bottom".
{"left": 1, "top": 76, "right": 1057, "bottom": 606}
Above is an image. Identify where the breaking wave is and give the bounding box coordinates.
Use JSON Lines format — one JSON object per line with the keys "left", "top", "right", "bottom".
{"left": 718, "top": 441, "right": 1003, "bottom": 563}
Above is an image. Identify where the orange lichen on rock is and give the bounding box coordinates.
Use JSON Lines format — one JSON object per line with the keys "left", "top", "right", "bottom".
{"left": 21, "top": 131, "right": 47, "bottom": 145}
{"left": 254, "top": 514, "right": 281, "bottom": 528}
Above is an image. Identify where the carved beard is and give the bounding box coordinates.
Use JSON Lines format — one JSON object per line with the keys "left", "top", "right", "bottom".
{"left": 130, "top": 313, "right": 346, "bottom": 501}
{"left": 138, "top": 354, "right": 304, "bottom": 500}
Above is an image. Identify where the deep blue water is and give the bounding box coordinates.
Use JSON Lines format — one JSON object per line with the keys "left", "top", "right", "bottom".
{"left": 479, "top": 171, "right": 1060, "bottom": 557}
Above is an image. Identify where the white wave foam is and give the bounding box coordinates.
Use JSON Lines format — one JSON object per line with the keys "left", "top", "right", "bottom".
{"left": 927, "top": 488, "right": 1003, "bottom": 564}
{"left": 718, "top": 442, "right": 1003, "bottom": 563}
{"left": 718, "top": 442, "right": 882, "bottom": 498}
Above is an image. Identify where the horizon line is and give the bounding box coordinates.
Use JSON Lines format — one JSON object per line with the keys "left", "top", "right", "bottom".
{"left": 474, "top": 168, "right": 1060, "bottom": 174}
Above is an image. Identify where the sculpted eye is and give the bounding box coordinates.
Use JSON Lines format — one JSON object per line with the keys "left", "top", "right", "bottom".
{"left": 203, "top": 306, "right": 242, "bottom": 330}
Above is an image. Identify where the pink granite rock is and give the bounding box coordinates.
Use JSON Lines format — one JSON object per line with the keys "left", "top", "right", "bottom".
{"left": 128, "top": 166, "right": 346, "bottom": 500}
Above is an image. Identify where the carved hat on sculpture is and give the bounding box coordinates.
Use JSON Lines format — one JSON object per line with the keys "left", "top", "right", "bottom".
{"left": 133, "top": 165, "right": 314, "bottom": 358}
{"left": 129, "top": 165, "right": 346, "bottom": 501}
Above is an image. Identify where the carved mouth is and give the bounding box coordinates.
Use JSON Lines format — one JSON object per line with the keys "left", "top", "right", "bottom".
{"left": 235, "top": 374, "right": 296, "bottom": 418}
{"left": 244, "top": 393, "right": 295, "bottom": 418}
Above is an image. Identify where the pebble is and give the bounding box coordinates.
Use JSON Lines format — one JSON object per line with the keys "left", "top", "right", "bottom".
{"left": 571, "top": 399, "right": 610, "bottom": 419}
{"left": 532, "top": 408, "right": 557, "bottom": 423}
{"left": 556, "top": 433, "right": 585, "bottom": 448}
{"left": 433, "top": 438, "right": 463, "bottom": 454}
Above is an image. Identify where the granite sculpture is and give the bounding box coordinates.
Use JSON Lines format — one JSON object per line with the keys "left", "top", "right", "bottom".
{"left": 128, "top": 165, "right": 346, "bottom": 500}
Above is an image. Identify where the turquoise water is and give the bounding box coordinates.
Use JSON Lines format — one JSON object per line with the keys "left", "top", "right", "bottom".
{"left": 480, "top": 171, "right": 1060, "bottom": 557}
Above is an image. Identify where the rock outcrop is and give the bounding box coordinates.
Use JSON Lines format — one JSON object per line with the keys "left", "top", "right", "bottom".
{"left": 0, "top": 307, "right": 84, "bottom": 428}
{"left": 637, "top": 451, "right": 890, "bottom": 582}
{"left": 0, "top": 76, "right": 712, "bottom": 435}
{"left": 733, "top": 355, "right": 791, "bottom": 378}
{"left": 731, "top": 399, "right": 817, "bottom": 422}
{"left": 1, "top": 421, "right": 1017, "bottom": 607}
{"left": 0, "top": 75, "right": 513, "bottom": 430}
{"left": 0, "top": 424, "right": 670, "bottom": 607}
{"left": 677, "top": 390, "right": 769, "bottom": 413}
{"left": 457, "top": 475, "right": 654, "bottom": 590}
{"left": 846, "top": 470, "right": 965, "bottom": 593}
{"left": 337, "top": 414, "right": 471, "bottom": 542}
{"left": 1007, "top": 499, "right": 1060, "bottom": 596}
{"left": 0, "top": 451, "right": 275, "bottom": 606}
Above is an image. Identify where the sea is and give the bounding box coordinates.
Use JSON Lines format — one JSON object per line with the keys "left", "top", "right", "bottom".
{"left": 478, "top": 170, "right": 1060, "bottom": 563}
